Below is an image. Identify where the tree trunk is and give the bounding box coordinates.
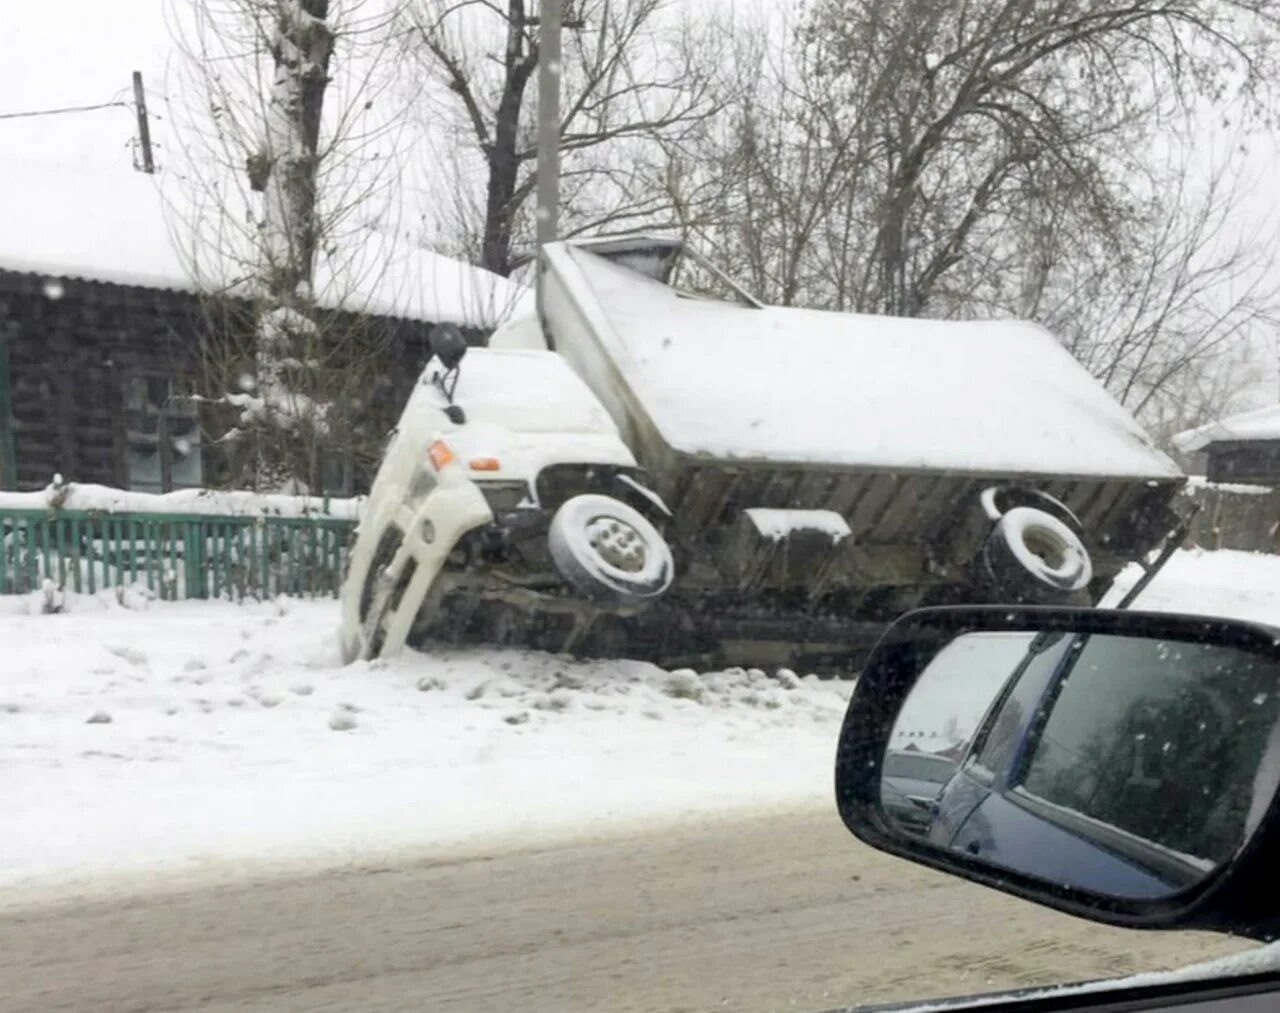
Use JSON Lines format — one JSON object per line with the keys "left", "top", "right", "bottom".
{"left": 480, "top": 0, "right": 537, "bottom": 278}
{"left": 251, "top": 0, "right": 335, "bottom": 491}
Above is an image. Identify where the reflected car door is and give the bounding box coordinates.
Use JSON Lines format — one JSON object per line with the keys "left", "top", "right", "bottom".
{"left": 930, "top": 633, "right": 1194, "bottom": 898}
{"left": 929, "top": 633, "right": 1073, "bottom": 845}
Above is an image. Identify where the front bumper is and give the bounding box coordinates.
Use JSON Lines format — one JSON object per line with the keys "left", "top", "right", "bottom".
{"left": 340, "top": 465, "right": 495, "bottom": 662}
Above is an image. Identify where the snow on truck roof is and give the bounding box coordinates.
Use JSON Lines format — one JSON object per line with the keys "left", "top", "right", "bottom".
{"left": 0, "top": 161, "right": 519, "bottom": 328}
{"left": 555, "top": 244, "right": 1182, "bottom": 480}
{"left": 448, "top": 348, "right": 624, "bottom": 437}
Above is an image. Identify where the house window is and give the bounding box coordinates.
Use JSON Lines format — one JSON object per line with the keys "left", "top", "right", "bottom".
{"left": 123, "top": 375, "right": 202, "bottom": 492}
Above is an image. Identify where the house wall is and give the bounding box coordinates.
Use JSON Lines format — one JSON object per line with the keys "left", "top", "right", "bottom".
{"left": 0, "top": 271, "right": 200, "bottom": 491}
{"left": 0, "top": 269, "right": 468, "bottom": 495}
{"left": 1206, "top": 441, "right": 1280, "bottom": 488}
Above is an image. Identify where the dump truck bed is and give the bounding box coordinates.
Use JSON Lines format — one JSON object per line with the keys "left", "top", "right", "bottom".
{"left": 532, "top": 241, "right": 1184, "bottom": 598}
{"left": 540, "top": 242, "right": 1180, "bottom": 484}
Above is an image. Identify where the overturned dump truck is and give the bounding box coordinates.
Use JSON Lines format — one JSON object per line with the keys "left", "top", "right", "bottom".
{"left": 340, "top": 236, "right": 1185, "bottom": 672}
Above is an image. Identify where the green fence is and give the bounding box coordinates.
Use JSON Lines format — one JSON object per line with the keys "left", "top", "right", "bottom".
{"left": 0, "top": 508, "right": 357, "bottom": 601}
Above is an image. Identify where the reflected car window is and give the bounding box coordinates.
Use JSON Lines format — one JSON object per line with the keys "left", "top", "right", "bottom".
{"left": 1017, "top": 636, "right": 1280, "bottom": 864}
{"left": 969, "top": 635, "right": 1072, "bottom": 780}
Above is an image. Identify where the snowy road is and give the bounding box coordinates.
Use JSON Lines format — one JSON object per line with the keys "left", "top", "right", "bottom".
{"left": 0, "top": 806, "right": 1247, "bottom": 1013}
{"left": 3, "top": 547, "right": 1278, "bottom": 1010}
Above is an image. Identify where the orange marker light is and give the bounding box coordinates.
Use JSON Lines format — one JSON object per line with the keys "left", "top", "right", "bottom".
{"left": 468, "top": 458, "right": 501, "bottom": 472}
{"left": 428, "top": 440, "right": 455, "bottom": 470}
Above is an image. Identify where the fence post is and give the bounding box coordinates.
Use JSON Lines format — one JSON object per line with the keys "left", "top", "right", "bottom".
{"left": 185, "top": 520, "right": 206, "bottom": 599}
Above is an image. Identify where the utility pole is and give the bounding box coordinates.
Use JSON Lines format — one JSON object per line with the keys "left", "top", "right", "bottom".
{"left": 132, "top": 70, "right": 155, "bottom": 174}
{"left": 535, "top": 0, "right": 563, "bottom": 324}
{"left": 535, "top": 0, "right": 562, "bottom": 253}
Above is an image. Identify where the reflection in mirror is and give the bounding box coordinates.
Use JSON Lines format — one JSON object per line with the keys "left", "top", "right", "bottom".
{"left": 881, "top": 630, "right": 1280, "bottom": 901}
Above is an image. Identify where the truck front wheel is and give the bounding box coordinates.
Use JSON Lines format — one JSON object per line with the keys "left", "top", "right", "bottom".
{"left": 548, "top": 494, "right": 674, "bottom": 605}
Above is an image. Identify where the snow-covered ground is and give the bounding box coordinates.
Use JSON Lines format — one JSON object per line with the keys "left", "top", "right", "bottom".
{"left": 1100, "top": 545, "right": 1280, "bottom": 624}
{"left": 2, "top": 547, "right": 1278, "bottom": 898}
{"left": 0, "top": 592, "right": 852, "bottom": 897}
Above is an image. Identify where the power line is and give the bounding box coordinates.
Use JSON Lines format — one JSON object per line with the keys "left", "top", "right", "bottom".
{"left": 0, "top": 100, "right": 131, "bottom": 122}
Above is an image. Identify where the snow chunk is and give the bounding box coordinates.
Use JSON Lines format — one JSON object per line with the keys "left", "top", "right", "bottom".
{"left": 663, "top": 669, "right": 705, "bottom": 702}
{"left": 746, "top": 508, "right": 851, "bottom": 543}
{"left": 7, "top": 548, "right": 1273, "bottom": 896}
{"left": 106, "top": 645, "right": 148, "bottom": 668}
{"left": 328, "top": 709, "right": 358, "bottom": 732}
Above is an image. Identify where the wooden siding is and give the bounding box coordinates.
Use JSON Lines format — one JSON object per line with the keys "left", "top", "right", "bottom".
{"left": 0, "top": 269, "right": 458, "bottom": 495}
{"left": 1206, "top": 441, "right": 1280, "bottom": 488}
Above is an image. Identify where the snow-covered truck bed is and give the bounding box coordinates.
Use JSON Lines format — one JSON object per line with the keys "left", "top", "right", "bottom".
{"left": 535, "top": 241, "right": 1179, "bottom": 481}
{"left": 346, "top": 237, "right": 1185, "bottom": 673}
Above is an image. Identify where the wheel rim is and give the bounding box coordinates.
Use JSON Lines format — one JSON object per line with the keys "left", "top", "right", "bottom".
{"left": 1021, "top": 525, "right": 1070, "bottom": 575}
{"left": 992, "top": 506, "right": 1093, "bottom": 593}
{"left": 586, "top": 514, "right": 648, "bottom": 573}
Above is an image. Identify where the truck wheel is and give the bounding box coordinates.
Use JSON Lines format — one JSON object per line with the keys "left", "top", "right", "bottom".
{"left": 548, "top": 494, "right": 674, "bottom": 605}
{"left": 982, "top": 506, "right": 1092, "bottom": 603}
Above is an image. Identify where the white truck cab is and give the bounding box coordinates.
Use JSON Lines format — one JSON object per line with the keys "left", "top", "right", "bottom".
{"left": 340, "top": 345, "right": 673, "bottom": 662}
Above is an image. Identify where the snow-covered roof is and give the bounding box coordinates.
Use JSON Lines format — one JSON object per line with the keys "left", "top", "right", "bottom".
{"left": 0, "top": 161, "right": 521, "bottom": 328}
{"left": 554, "top": 246, "right": 1182, "bottom": 480}
{"left": 1173, "top": 405, "right": 1280, "bottom": 454}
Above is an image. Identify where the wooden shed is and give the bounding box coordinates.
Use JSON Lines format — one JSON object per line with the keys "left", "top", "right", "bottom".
{"left": 0, "top": 271, "right": 455, "bottom": 495}
{"left": 0, "top": 164, "right": 519, "bottom": 496}
{"left": 1173, "top": 405, "right": 1280, "bottom": 488}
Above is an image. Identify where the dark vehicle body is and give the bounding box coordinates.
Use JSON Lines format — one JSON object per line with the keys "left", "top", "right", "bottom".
{"left": 880, "top": 750, "right": 958, "bottom": 836}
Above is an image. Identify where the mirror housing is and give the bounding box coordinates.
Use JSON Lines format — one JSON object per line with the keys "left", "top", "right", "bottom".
{"left": 835, "top": 606, "right": 1280, "bottom": 940}
{"left": 429, "top": 323, "right": 469, "bottom": 371}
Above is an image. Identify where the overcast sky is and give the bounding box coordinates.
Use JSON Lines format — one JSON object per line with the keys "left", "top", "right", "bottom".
{"left": 1, "top": 1, "right": 1275, "bottom": 406}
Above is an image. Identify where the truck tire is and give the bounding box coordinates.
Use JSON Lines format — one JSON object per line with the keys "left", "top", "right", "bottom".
{"left": 982, "top": 506, "right": 1092, "bottom": 603}
{"left": 548, "top": 494, "right": 674, "bottom": 605}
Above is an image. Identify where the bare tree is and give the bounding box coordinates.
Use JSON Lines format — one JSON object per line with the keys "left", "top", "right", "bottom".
{"left": 401, "top": 0, "right": 727, "bottom": 276}
{"left": 1041, "top": 151, "right": 1278, "bottom": 427}
{"left": 668, "top": 0, "right": 1279, "bottom": 430}
{"left": 167, "top": 0, "right": 465, "bottom": 492}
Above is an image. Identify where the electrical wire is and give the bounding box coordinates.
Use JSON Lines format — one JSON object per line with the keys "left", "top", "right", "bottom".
{"left": 0, "top": 100, "right": 132, "bottom": 122}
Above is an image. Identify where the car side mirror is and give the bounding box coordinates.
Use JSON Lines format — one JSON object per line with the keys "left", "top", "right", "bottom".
{"left": 835, "top": 606, "right": 1280, "bottom": 940}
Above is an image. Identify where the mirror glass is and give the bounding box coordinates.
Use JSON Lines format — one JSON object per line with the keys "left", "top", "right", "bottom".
{"left": 882, "top": 629, "right": 1280, "bottom": 900}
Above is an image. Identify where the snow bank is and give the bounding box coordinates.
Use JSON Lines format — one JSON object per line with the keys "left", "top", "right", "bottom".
{"left": 1101, "top": 547, "right": 1280, "bottom": 626}
{"left": 0, "top": 595, "right": 851, "bottom": 895}
{"left": 1186, "top": 475, "right": 1276, "bottom": 496}
{"left": 0, "top": 480, "right": 360, "bottom": 519}
{"left": 2, "top": 547, "right": 1277, "bottom": 900}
